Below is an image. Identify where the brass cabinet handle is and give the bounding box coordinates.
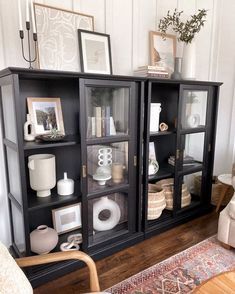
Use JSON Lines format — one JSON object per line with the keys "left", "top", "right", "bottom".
{"left": 82, "top": 165, "right": 87, "bottom": 178}
{"left": 134, "top": 156, "right": 137, "bottom": 167}
{"left": 176, "top": 149, "right": 180, "bottom": 160}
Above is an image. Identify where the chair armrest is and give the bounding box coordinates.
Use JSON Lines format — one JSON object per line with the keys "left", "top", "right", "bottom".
{"left": 229, "top": 198, "right": 235, "bottom": 219}
{"left": 16, "top": 251, "right": 100, "bottom": 292}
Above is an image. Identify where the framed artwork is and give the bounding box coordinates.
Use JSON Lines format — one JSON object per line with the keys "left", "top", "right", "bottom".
{"left": 149, "top": 31, "right": 176, "bottom": 74}
{"left": 34, "top": 3, "right": 94, "bottom": 71}
{"left": 78, "top": 29, "right": 113, "bottom": 74}
{"left": 52, "top": 203, "right": 82, "bottom": 235}
{"left": 27, "top": 97, "right": 65, "bottom": 135}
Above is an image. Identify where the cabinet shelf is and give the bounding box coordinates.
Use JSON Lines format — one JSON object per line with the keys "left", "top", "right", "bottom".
{"left": 150, "top": 130, "right": 175, "bottom": 138}
{"left": 180, "top": 163, "right": 203, "bottom": 175}
{"left": 148, "top": 164, "right": 174, "bottom": 182}
{"left": 86, "top": 134, "right": 129, "bottom": 145}
{"left": 147, "top": 210, "right": 173, "bottom": 227}
{"left": 87, "top": 184, "right": 129, "bottom": 199}
{"left": 28, "top": 182, "right": 81, "bottom": 211}
{"left": 24, "top": 135, "right": 79, "bottom": 150}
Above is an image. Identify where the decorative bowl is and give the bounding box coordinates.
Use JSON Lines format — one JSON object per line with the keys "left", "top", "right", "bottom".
{"left": 36, "top": 134, "right": 66, "bottom": 142}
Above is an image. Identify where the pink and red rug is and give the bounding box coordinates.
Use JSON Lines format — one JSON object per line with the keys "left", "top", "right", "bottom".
{"left": 106, "top": 236, "right": 235, "bottom": 293}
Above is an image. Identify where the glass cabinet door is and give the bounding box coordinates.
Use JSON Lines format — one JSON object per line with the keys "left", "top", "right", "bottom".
{"left": 85, "top": 86, "right": 129, "bottom": 139}
{"left": 79, "top": 79, "right": 137, "bottom": 250}
{"left": 180, "top": 87, "right": 209, "bottom": 130}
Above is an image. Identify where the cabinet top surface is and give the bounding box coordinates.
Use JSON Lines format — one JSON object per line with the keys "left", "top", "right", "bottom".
{"left": 0, "top": 67, "right": 222, "bottom": 86}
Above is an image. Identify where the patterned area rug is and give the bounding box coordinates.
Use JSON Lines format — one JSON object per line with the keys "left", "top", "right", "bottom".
{"left": 106, "top": 236, "right": 235, "bottom": 293}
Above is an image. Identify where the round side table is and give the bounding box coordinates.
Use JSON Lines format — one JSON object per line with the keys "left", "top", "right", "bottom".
{"left": 216, "top": 174, "right": 232, "bottom": 212}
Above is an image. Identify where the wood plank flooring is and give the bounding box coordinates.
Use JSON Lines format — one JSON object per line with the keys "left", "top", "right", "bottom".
{"left": 35, "top": 211, "right": 219, "bottom": 294}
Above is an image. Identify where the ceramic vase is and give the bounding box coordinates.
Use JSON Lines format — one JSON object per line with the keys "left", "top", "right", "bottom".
{"left": 28, "top": 154, "right": 56, "bottom": 197}
{"left": 30, "top": 225, "right": 58, "bottom": 254}
{"left": 171, "top": 57, "right": 182, "bottom": 79}
{"left": 57, "top": 172, "right": 74, "bottom": 196}
{"left": 93, "top": 196, "right": 121, "bottom": 231}
{"left": 181, "top": 41, "right": 196, "bottom": 80}
{"left": 24, "top": 114, "right": 35, "bottom": 141}
{"left": 150, "top": 103, "right": 161, "bottom": 132}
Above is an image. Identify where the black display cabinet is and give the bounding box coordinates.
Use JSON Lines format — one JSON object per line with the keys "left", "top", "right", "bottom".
{"left": 143, "top": 79, "right": 222, "bottom": 237}
{"left": 0, "top": 67, "right": 222, "bottom": 286}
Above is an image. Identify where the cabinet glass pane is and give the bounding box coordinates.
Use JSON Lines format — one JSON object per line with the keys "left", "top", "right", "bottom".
{"left": 86, "top": 87, "right": 129, "bottom": 138}
{"left": 6, "top": 147, "right": 22, "bottom": 204}
{"left": 87, "top": 142, "right": 128, "bottom": 194}
{"left": 178, "top": 171, "right": 202, "bottom": 210}
{"left": 181, "top": 90, "right": 208, "bottom": 129}
{"left": 88, "top": 193, "right": 128, "bottom": 247}
{"left": 11, "top": 202, "right": 26, "bottom": 254}
{"left": 182, "top": 132, "right": 205, "bottom": 171}
{"left": 1, "top": 85, "right": 17, "bottom": 143}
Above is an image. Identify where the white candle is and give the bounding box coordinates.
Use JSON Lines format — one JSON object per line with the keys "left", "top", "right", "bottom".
{"left": 30, "top": 0, "right": 36, "bottom": 33}
{"left": 18, "top": 0, "right": 23, "bottom": 30}
{"left": 26, "top": 0, "right": 30, "bottom": 22}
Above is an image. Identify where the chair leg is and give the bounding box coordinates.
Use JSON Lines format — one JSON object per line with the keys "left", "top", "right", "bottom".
{"left": 216, "top": 185, "right": 229, "bottom": 212}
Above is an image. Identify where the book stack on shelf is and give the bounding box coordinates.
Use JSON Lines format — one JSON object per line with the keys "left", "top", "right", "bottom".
{"left": 133, "top": 65, "right": 169, "bottom": 78}
{"left": 168, "top": 155, "right": 198, "bottom": 166}
{"left": 87, "top": 106, "right": 116, "bottom": 138}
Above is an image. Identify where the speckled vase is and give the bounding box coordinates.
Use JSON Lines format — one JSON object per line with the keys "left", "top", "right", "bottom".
{"left": 30, "top": 225, "right": 58, "bottom": 255}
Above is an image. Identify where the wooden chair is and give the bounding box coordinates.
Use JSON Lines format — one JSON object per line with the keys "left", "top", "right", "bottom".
{"left": 0, "top": 241, "right": 103, "bottom": 293}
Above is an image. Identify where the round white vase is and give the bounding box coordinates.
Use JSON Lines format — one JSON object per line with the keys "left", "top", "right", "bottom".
{"left": 28, "top": 154, "right": 56, "bottom": 197}
{"left": 181, "top": 41, "right": 196, "bottom": 80}
{"left": 93, "top": 196, "right": 121, "bottom": 231}
{"left": 30, "top": 225, "right": 58, "bottom": 254}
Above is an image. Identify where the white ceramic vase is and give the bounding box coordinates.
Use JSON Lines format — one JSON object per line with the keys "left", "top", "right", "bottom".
{"left": 30, "top": 225, "right": 58, "bottom": 254}
{"left": 150, "top": 103, "right": 161, "bottom": 132}
{"left": 93, "top": 196, "right": 121, "bottom": 231}
{"left": 57, "top": 172, "right": 74, "bottom": 196}
{"left": 181, "top": 41, "right": 196, "bottom": 80}
{"left": 28, "top": 154, "right": 56, "bottom": 197}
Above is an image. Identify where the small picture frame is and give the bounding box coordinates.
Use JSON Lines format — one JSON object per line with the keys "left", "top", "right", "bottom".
{"left": 78, "top": 29, "right": 113, "bottom": 74}
{"left": 52, "top": 203, "right": 82, "bottom": 235}
{"left": 27, "top": 97, "right": 65, "bottom": 135}
{"left": 149, "top": 31, "right": 176, "bottom": 74}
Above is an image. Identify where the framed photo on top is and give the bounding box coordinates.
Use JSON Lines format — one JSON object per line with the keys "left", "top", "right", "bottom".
{"left": 149, "top": 31, "right": 176, "bottom": 74}
{"left": 52, "top": 203, "right": 82, "bottom": 235}
{"left": 27, "top": 97, "right": 65, "bottom": 135}
{"left": 34, "top": 3, "right": 94, "bottom": 71}
{"left": 78, "top": 29, "right": 113, "bottom": 74}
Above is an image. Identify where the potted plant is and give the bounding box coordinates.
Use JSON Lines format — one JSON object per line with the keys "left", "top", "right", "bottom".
{"left": 158, "top": 9, "right": 207, "bottom": 79}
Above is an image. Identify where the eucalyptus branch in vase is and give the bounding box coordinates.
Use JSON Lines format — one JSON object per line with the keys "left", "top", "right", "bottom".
{"left": 158, "top": 8, "right": 207, "bottom": 80}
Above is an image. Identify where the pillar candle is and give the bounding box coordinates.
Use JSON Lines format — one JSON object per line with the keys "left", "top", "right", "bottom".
{"left": 26, "top": 0, "right": 30, "bottom": 22}
{"left": 30, "top": 0, "right": 36, "bottom": 33}
{"left": 17, "top": 0, "right": 23, "bottom": 30}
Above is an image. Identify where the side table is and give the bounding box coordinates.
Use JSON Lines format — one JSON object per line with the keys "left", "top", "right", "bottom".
{"left": 216, "top": 174, "right": 232, "bottom": 212}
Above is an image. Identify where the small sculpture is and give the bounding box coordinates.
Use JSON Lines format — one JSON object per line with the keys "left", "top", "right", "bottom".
{"left": 159, "top": 122, "right": 169, "bottom": 131}
{"left": 93, "top": 147, "right": 112, "bottom": 185}
{"left": 148, "top": 159, "right": 159, "bottom": 175}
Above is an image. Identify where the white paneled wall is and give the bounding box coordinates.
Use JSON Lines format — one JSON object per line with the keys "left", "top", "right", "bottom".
{"left": 0, "top": 0, "right": 234, "bottom": 245}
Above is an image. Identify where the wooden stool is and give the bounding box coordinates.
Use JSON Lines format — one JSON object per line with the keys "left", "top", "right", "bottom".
{"left": 216, "top": 174, "right": 232, "bottom": 212}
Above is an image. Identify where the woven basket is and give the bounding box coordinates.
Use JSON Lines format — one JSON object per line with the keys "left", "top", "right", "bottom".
{"left": 147, "top": 184, "right": 166, "bottom": 220}
{"left": 155, "top": 178, "right": 191, "bottom": 210}
{"left": 194, "top": 175, "right": 234, "bottom": 206}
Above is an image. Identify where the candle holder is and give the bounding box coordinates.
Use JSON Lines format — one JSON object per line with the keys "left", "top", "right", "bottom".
{"left": 19, "top": 21, "right": 37, "bottom": 69}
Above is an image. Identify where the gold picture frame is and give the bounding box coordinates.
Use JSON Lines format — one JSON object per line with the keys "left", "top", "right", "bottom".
{"left": 27, "top": 97, "right": 65, "bottom": 135}
{"left": 52, "top": 203, "right": 82, "bottom": 235}
{"left": 34, "top": 3, "right": 94, "bottom": 71}
{"left": 149, "top": 31, "right": 176, "bottom": 74}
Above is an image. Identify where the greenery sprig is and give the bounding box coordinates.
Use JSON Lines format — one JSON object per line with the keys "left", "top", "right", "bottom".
{"left": 158, "top": 9, "right": 207, "bottom": 44}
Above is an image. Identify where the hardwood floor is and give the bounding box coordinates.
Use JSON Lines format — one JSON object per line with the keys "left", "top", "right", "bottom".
{"left": 34, "top": 211, "right": 219, "bottom": 294}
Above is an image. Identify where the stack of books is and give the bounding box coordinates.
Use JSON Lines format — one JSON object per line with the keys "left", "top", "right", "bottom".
{"left": 133, "top": 65, "right": 169, "bottom": 78}
{"left": 87, "top": 106, "right": 116, "bottom": 138}
{"left": 168, "top": 155, "right": 197, "bottom": 166}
